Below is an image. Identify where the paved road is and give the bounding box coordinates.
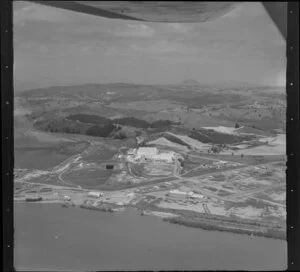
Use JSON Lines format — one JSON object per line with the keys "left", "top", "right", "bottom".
{"left": 175, "top": 160, "right": 284, "bottom": 205}
{"left": 230, "top": 184, "right": 284, "bottom": 201}
{"left": 181, "top": 160, "right": 281, "bottom": 181}
{"left": 15, "top": 180, "right": 90, "bottom": 191}
{"left": 15, "top": 135, "right": 285, "bottom": 209}
{"left": 188, "top": 153, "right": 245, "bottom": 163}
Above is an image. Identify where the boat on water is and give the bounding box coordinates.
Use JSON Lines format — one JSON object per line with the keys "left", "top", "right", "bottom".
{"left": 25, "top": 196, "right": 43, "bottom": 202}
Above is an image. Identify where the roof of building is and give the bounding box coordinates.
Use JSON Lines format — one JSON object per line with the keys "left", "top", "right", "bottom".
{"left": 137, "top": 147, "right": 158, "bottom": 155}
{"left": 88, "top": 191, "right": 102, "bottom": 195}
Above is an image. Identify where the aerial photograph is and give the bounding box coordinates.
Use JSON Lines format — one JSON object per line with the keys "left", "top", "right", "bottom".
{"left": 13, "top": 1, "right": 287, "bottom": 271}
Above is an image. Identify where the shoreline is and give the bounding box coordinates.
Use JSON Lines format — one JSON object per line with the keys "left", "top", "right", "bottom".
{"left": 15, "top": 200, "right": 62, "bottom": 204}
{"left": 14, "top": 201, "right": 286, "bottom": 241}
{"left": 163, "top": 216, "right": 286, "bottom": 241}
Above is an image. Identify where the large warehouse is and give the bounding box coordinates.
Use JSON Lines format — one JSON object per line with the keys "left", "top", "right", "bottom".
{"left": 136, "top": 147, "right": 158, "bottom": 158}
{"left": 135, "top": 147, "right": 175, "bottom": 162}
{"left": 152, "top": 151, "right": 176, "bottom": 163}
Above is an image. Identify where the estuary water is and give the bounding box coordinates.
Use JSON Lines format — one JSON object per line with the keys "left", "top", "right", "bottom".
{"left": 14, "top": 203, "right": 287, "bottom": 271}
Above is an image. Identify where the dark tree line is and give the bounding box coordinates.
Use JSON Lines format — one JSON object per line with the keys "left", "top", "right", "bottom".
{"left": 85, "top": 124, "right": 116, "bottom": 137}
{"left": 67, "top": 114, "right": 177, "bottom": 129}
{"left": 44, "top": 124, "right": 80, "bottom": 134}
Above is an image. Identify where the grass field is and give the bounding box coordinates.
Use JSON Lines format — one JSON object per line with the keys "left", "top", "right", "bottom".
{"left": 62, "top": 168, "right": 113, "bottom": 189}
{"left": 82, "top": 147, "right": 116, "bottom": 162}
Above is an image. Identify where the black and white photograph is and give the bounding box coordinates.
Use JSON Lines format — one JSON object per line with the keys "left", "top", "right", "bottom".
{"left": 12, "top": 1, "right": 288, "bottom": 271}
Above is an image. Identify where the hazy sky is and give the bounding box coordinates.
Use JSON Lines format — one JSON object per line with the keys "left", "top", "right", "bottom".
{"left": 13, "top": 1, "right": 286, "bottom": 91}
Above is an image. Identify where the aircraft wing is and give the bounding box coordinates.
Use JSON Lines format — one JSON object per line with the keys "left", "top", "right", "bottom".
{"left": 27, "top": 1, "right": 287, "bottom": 39}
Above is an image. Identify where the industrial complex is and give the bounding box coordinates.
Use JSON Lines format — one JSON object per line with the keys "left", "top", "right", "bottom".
{"left": 14, "top": 130, "right": 286, "bottom": 240}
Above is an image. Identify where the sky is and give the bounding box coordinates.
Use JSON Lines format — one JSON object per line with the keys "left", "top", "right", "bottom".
{"left": 13, "top": 1, "right": 286, "bottom": 91}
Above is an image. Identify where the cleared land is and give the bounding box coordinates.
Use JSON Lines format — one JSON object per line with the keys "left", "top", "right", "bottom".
{"left": 14, "top": 83, "right": 286, "bottom": 239}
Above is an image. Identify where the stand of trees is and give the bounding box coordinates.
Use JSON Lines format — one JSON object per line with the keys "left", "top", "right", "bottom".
{"left": 67, "top": 114, "right": 177, "bottom": 129}
{"left": 44, "top": 123, "right": 81, "bottom": 134}
{"left": 85, "top": 124, "right": 116, "bottom": 137}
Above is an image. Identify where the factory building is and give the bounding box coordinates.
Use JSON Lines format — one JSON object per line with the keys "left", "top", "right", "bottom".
{"left": 187, "top": 192, "right": 204, "bottom": 199}
{"left": 169, "top": 189, "right": 186, "bottom": 195}
{"left": 136, "top": 147, "right": 158, "bottom": 158}
{"left": 126, "top": 147, "right": 179, "bottom": 164}
{"left": 87, "top": 191, "right": 103, "bottom": 198}
{"left": 135, "top": 147, "right": 176, "bottom": 162}
{"left": 166, "top": 189, "right": 187, "bottom": 200}
{"left": 152, "top": 151, "right": 175, "bottom": 163}
{"left": 166, "top": 190, "right": 204, "bottom": 200}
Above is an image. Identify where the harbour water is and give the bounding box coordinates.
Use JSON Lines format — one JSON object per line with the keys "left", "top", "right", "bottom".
{"left": 14, "top": 203, "right": 287, "bottom": 271}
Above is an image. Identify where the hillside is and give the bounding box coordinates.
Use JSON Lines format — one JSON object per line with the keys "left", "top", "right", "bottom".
{"left": 15, "top": 83, "right": 286, "bottom": 145}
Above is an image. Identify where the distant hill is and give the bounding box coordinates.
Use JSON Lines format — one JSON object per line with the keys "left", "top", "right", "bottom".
{"left": 16, "top": 83, "right": 285, "bottom": 108}
{"left": 177, "top": 79, "right": 283, "bottom": 90}
{"left": 179, "top": 79, "right": 202, "bottom": 86}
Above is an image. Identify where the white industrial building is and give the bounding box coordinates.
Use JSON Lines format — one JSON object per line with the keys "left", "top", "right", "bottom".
{"left": 136, "top": 147, "right": 158, "bottom": 158}
{"left": 135, "top": 147, "right": 175, "bottom": 162}
{"left": 152, "top": 151, "right": 175, "bottom": 163}
{"left": 87, "top": 191, "right": 103, "bottom": 198}
{"left": 166, "top": 190, "right": 203, "bottom": 200}
{"left": 126, "top": 147, "right": 178, "bottom": 163}
{"left": 187, "top": 192, "right": 204, "bottom": 199}
{"left": 167, "top": 189, "right": 187, "bottom": 199}
{"left": 169, "top": 189, "right": 186, "bottom": 195}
